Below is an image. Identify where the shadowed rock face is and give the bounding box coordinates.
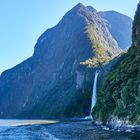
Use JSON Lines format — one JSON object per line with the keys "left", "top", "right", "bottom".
{"left": 98, "top": 11, "right": 132, "bottom": 50}
{"left": 133, "top": 2, "right": 140, "bottom": 46}
{"left": 0, "top": 3, "right": 127, "bottom": 119}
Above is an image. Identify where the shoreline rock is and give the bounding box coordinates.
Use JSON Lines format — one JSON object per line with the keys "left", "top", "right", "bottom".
{"left": 94, "top": 117, "right": 140, "bottom": 133}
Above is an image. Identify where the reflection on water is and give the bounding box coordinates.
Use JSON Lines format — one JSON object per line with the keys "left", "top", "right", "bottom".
{"left": 0, "top": 119, "right": 140, "bottom": 140}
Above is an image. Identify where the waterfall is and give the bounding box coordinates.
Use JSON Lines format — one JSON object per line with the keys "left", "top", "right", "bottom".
{"left": 90, "top": 70, "right": 100, "bottom": 114}
{"left": 85, "top": 70, "right": 100, "bottom": 120}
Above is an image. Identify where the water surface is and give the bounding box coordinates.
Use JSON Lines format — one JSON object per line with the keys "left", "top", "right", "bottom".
{"left": 0, "top": 119, "right": 140, "bottom": 140}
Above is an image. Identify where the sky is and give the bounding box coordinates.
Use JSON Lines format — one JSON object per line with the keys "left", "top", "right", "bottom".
{"left": 0, "top": 0, "right": 139, "bottom": 74}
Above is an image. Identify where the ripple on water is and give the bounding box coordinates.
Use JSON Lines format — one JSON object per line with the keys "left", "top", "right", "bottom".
{"left": 0, "top": 120, "right": 140, "bottom": 140}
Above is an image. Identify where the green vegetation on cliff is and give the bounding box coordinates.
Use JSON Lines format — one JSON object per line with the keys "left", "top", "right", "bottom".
{"left": 93, "top": 3, "right": 140, "bottom": 124}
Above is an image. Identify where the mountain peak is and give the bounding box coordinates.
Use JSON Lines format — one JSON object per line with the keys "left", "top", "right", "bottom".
{"left": 0, "top": 2, "right": 132, "bottom": 119}
{"left": 87, "top": 6, "right": 97, "bottom": 13}
{"left": 71, "top": 3, "right": 86, "bottom": 11}
{"left": 75, "top": 3, "right": 85, "bottom": 8}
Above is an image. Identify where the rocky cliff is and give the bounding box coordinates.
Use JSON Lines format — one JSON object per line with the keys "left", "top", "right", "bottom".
{"left": 0, "top": 3, "right": 131, "bottom": 119}
{"left": 99, "top": 11, "right": 132, "bottom": 50}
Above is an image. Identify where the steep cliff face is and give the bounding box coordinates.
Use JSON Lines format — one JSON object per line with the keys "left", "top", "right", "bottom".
{"left": 133, "top": 2, "right": 140, "bottom": 46}
{"left": 99, "top": 11, "right": 132, "bottom": 50}
{"left": 93, "top": 2, "right": 140, "bottom": 124}
{"left": 0, "top": 3, "right": 128, "bottom": 119}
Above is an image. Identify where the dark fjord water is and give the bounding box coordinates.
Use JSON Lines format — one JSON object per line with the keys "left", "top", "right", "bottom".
{"left": 0, "top": 119, "right": 140, "bottom": 140}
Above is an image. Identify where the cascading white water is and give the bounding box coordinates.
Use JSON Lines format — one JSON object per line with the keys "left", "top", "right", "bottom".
{"left": 90, "top": 70, "right": 100, "bottom": 116}
{"left": 90, "top": 70, "right": 99, "bottom": 112}
{"left": 85, "top": 70, "right": 100, "bottom": 120}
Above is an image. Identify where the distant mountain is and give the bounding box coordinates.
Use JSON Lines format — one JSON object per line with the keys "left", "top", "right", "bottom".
{"left": 0, "top": 3, "right": 131, "bottom": 119}
{"left": 99, "top": 11, "right": 132, "bottom": 50}
{"left": 93, "top": 2, "right": 140, "bottom": 125}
